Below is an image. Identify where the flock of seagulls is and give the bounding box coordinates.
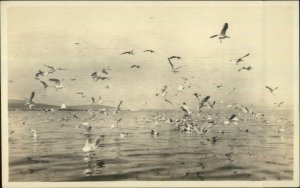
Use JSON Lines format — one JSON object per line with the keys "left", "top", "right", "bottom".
{"left": 8, "top": 22, "right": 290, "bottom": 178}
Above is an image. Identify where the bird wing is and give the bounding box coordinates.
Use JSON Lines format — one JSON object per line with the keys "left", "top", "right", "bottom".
{"left": 241, "top": 53, "right": 250, "bottom": 58}
{"left": 164, "top": 99, "right": 173, "bottom": 105}
{"left": 76, "top": 92, "right": 84, "bottom": 95}
{"left": 131, "top": 65, "right": 136, "bottom": 68}
{"left": 210, "top": 34, "right": 218, "bottom": 38}
{"left": 265, "top": 86, "right": 272, "bottom": 91}
{"left": 229, "top": 114, "right": 236, "bottom": 120}
{"left": 91, "top": 72, "right": 98, "bottom": 77}
{"left": 44, "top": 64, "right": 54, "bottom": 69}
{"left": 29, "top": 92, "right": 35, "bottom": 101}
{"left": 91, "top": 97, "right": 95, "bottom": 103}
{"left": 168, "top": 58, "right": 174, "bottom": 69}
{"left": 201, "top": 96, "right": 210, "bottom": 103}
{"left": 116, "top": 100, "right": 122, "bottom": 109}
{"left": 40, "top": 81, "right": 48, "bottom": 88}
{"left": 220, "top": 23, "right": 228, "bottom": 35}
{"left": 49, "top": 78, "right": 60, "bottom": 84}
{"left": 101, "top": 69, "right": 108, "bottom": 74}
{"left": 174, "top": 66, "right": 183, "bottom": 71}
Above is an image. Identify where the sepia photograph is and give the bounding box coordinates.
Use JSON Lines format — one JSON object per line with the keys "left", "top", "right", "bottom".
{"left": 1, "top": 1, "right": 299, "bottom": 187}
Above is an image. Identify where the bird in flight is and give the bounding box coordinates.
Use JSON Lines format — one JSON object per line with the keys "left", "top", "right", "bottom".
{"left": 230, "top": 53, "right": 250, "bottom": 65}
{"left": 34, "top": 70, "right": 45, "bottom": 80}
{"left": 238, "top": 66, "right": 252, "bottom": 72}
{"left": 164, "top": 99, "right": 174, "bottom": 106}
{"left": 210, "top": 23, "right": 230, "bottom": 43}
{"left": 91, "top": 97, "right": 96, "bottom": 104}
{"left": 208, "top": 101, "right": 216, "bottom": 109}
{"left": 168, "top": 58, "right": 183, "bottom": 73}
{"left": 113, "top": 100, "right": 123, "bottom": 114}
{"left": 91, "top": 72, "right": 111, "bottom": 81}
{"left": 198, "top": 96, "right": 211, "bottom": 113}
{"left": 131, "top": 65, "right": 140, "bottom": 69}
{"left": 144, "top": 50, "right": 155, "bottom": 53}
{"left": 277, "top": 102, "right": 284, "bottom": 107}
{"left": 77, "top": 92, "right": 87, "bottom": 98}
{"left": 24, "top": 91, "right": 35, "bottom": 109}
{"left": 120, "top": 49, "right": 135, "bottom": 55}
{"left": 265, "top": 86, "right": 279, "bottom": 93}
{"left": 49, "top": 78, "right": 64, "bottom": 90}
{"left": 44, "top": 64, "right": 67, "bottom": 72}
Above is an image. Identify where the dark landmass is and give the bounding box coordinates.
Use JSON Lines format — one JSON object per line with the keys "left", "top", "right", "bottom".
{"left": 8, "top": 99, "right": 113, "bottom": 111}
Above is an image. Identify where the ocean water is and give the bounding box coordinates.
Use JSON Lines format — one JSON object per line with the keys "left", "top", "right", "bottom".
{"left": 8, "top": 109, "right": 293, "bottom": 181}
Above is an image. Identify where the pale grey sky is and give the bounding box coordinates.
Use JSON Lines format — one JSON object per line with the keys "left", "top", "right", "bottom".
{"left": 3, "top": 2, "right": 298, "bottom": 109}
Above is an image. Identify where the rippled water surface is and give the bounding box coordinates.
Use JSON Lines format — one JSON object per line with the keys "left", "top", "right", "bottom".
{"left": 8, "top": 109, "right": 293, "bottom": 181}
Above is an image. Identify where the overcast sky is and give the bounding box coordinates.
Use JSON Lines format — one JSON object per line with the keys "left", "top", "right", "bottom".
{"left": 4, "top": 1, "right": 298, "bottom": 110}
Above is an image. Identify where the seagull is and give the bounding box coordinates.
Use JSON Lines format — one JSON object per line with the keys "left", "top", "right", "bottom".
{"left": 70, "top": 76, "right": 77, "bottom": 81}
{"left": 111, "top": 118, "right": 122, "bottom": 128}
{"left": 82, "top": 137, "right": 103, "bottom": 152}
{"left": 151, "top": 129, "right": 159, "bottom": 136}
{"left": 98, "top": 96, "right": 103, "bottom": 104}
{"left": 198, "top": 96, "right": 210, "bottom": 112}
{"left": 113, "top": 100, "right": 123, "bottom": 114}
{"left": 44, "top": 64, "right": 67, "bottom": 72}
{"left": 164, "top": 99, "right": 174, "bottom": 106}
{"left": 77, "top": 92, "right": 86, "bottom": 98}
{"left": 91, "top": 97, "right": 96, "bottom": 104}
{"left": 24, "top": 92, "right": 35, "bottom": 109}
{"left": 34, "top": 70, "right": 44, "bottom": 80}
{"left": 131, "top": 65, "right": 140, "bottom": 69}
{"left": 278, "top": 102, "right": 284, "bottom": 107}
{"left": 265, "top": 86, "right": 278, "bottom": 93}
{"left": 101, "top": 68, "right": 110, "bottom": 75}
{"left": 193, "top": 93, "right": 201, "bottom": 101}
{"left": 144, "top": 50, "right": 155, "bottom": 53}
{"left": 40, "top": 81, "right": 48, "bottom": 90}
{"left": 208, "top": 101, "right": 216, "bottom": 109}
{"left": 49, "top": 78, "right": 64, "bottom": 90}
{"left": 210, "top": 23, "right": 230, "bottom": 43}
{"left": 238, "top": 66, "right": 252, "bottom": 72}
{"left": 168, "top": 56, "right": 181, "bottom": 60}
{"left": 168, "top": 58, "right": 183, "bottom": 73}
{"left": 30, "top": 129, "right": 38, "bottom": 138}
{"left": 224, "top": 114, "right": 238, "bottom": 125}
{"left": 181, "top": 102, "right": 192, "bottom": 115}
{"left": 120, "top": 49, "right": 135, "bottom": 55}
{"left": 120, "top": 132, "right": 128, "bottom": 138}
{"left": 230, "top": 53, "right": 250, "bottom": 65}
{"left": 91, "top": 72, "right": 111, "bottom": 81}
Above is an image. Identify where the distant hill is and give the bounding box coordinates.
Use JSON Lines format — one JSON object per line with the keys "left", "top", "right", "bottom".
{"left": 8, "top": 99, "right": 113, "bottom": 111}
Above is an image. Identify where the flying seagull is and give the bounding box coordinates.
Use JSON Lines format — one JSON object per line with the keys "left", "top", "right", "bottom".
{"left": 131, "top": 65, "right": 140, "bottom": 69}
{"left": 230, "top": 53, "right": 250, "bottom": 65}
{"left": 34, "top": 70, "right": 44, "bottom": 80}
{"left": 210, "top": 23, "right": 230, "bottom": 43}
{"left": 91, "top": 72, "right": 111, "bottom": 81}
{"left": 49, "top": 78, "right": 64, "bottom": 90}
{"left": 278, "top": 102, "right": 284, "bottom": 107}
{"left": 120, "top": 49, "right": 135, "bottom": 55}
{"left": 265, "top": 86, "right": 278, "bottom": 93}
{"left": 44, "top": 64, "right": 67, "bottom": 72}
{"left": 113, "top": 100, "right": 123, "bottom": 114}
{"left": 24, "top": 91, "right": 35, "bottom": 109}
{"left": 168, "top": 56, "right": 181, "bottom": 60}
{"left": 144, "top": 50, "right": 155, "bottom": 53}
{"left": 238, "top": 66, "right": 252, "bottom": 72}
{"left": 198, "top": 96, "right": 211, "bottom": 112}
{"left": 91, "top": 97, "right": 96, "bottom": 104}
{"left": 208, "top": 101, "right": 216, "bottom": 109}
{"left": 168, "top": 58, "right": 183, "bottom": 73}
{"left": 164, "top": 99, "right": 174, "bottom": 106}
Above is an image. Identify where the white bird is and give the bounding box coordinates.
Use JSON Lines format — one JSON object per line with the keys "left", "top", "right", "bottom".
{"left": 82, "top": 137, "right": 103, "bottom": 152}
{"left": 210, "top": 23, "right": 230, "bottom": 43}
{"left": 30, "top": 129, "right": 38, "bottom": 138}
{"left": 98, "top": 96, "right": 103, "bottom": 104}
{"left": 49, "top": 78, "right": 64, "bottom": 90}
{"left": 24, "top": 92, "right": 35, "bottom": 109}
{"left": 77, "top": 92, "right": 87, "bottom": 98}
